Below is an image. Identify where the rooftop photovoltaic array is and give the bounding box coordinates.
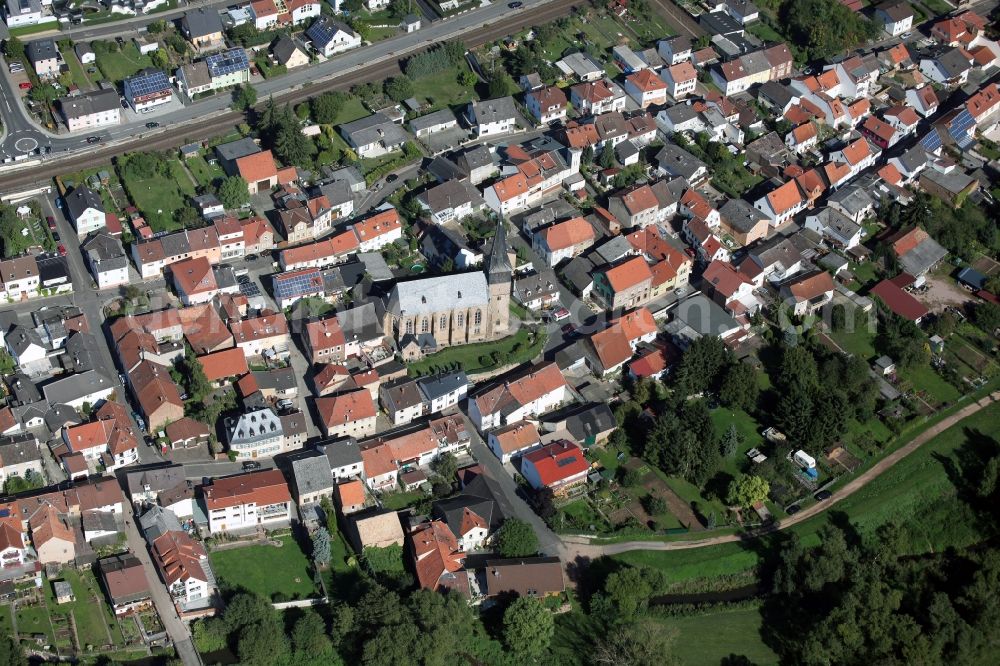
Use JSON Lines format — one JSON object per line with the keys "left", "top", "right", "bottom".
{"left": 126, "top": 69, "right": 171, "bottom": 97}
{"left": 206, "top": 48, "right": 249, "bottom": 78}
{"left": 274, "top": 270, "right": 323, "bottom": 299}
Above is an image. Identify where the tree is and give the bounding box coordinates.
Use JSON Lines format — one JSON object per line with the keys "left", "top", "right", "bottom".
{"left": 458, "top": 69, "right": 478, "bottom": 87}
{"left": 312, "top": 527, "right": 331, "bottom": 565}
{"left": 487, "top": 71, "right": 518, "bottom": 98}
{"left": 233, "top": 83, "right": 258, "bottom": 111}
{"left": 383, "top": 75, "right": 414, "bottom": 102}
{"left": 581, "top": 145, "right": 594, "bottom": 166}
{"left": 28, "top": 83, "right": 59, "bottom": 104}
{"left": 642, "top": 494, "right": 668, "bottom": 516}
{"left": 598, "top": 565, "right": 665, "bottom": 621}
{"left": 718, "top": 362, "right": 759, "bottom": 412}
{"left": 274, "top": 120, "right": 314, "bottom": 166}
{"left": 672, "top": 335, "right": 730, "bottom": 396}
{"left": 290, "top": 610, "right": 333, "bottom": 665}
{"left": 593, "top": 618, "right": 678, "bottom": 666}
{"left": 0, "top": 636, "right": 26, "bottom": 666}
{"left": 720, "top": 424, "right": 742, "bottom": 458}
{"left": 972, "top": 301, "right": 1000, "bottom": 335}
{"left": 503, "top": 596, "right": 554, "bottom": 660}
{"left": 311, "top": 91, "right": 348, "bottom": 124}
{"left": 727, "top": 474, "right": 770, "bottom": 508}
{"left": 598, "top": 141, "right": 616, "bottom": 169}
{"left": 217, "top": 175, "right": 250, "bottom": 209}
{"left": 150, "top": 48, "right": 169, "bottom": 69}
{"left": 3, "top": 37, "right": 25, "bottom": 61}
{"left": 496, "top": 518, "right": 539, "bottom": 557}
{"left": 430, "top": 452, "right": 458, "bottom": 483}
{"left": 342, "top": 0, "right": 362, "bottom": 10}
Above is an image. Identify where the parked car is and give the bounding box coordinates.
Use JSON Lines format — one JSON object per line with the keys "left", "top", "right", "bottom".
{"left": 86, "top": 136, "right": 101, "bottom": 144}
{"left": 46, "top": 216, "right": 55, "bottom": 230}
{"left": 814, "top": 490, "right": 832, "bottom": 501}
{"left": 18, "top": 82, "right": 31, "bottom": 90}
{"left": 386, "top": 173, "right": 398, "bottom": 183}
{"left": 242, "top": 461, "right": 261, "bottom": 471}
{"left": 52, "top": 231, "right": 60, "bottom": 243}
{"left": 786, "top": 504, "right": 801, "bottom": 515}
{"left": 57, "top": 244, "right": 66, "bottom": 256}
{"left": 552, "top": 307, "right": 570, "bottom": 321}
{"left": 508, "top": 1, "right": 523, "bottom": 6}
{"left": 145, "top": 121, "right": 160, "bottom": 128}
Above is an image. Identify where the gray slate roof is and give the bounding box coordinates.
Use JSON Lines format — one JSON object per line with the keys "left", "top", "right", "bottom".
{"left": 65, "top": 185, "right": 104, "bottom": 221}
{"left": 339, "top": 113, "right": 409, "bottom": 149}
{"left": 388, "top": 272, "right": 489, "bottom": 316}
{"left": 41, "top": 370, "right": 112, "bottom": 405}
{"left": 290, "top": 451, "right": 333, "bottom": 501}
{"left": 181, "top": 8, "right": 224, "bottom": 39}
{"left": 417, "top": 371, "right": 468, "bottom": 402}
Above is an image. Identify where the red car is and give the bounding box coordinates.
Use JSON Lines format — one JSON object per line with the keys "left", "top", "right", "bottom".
{"left": 57, "top": 244, "right": 66, "bottom": 256}
{"left": 18, "top": 82, "right": 31, "bottom": 90}
{"left": 46, "top": 216, "right": 55, "bottom": 230}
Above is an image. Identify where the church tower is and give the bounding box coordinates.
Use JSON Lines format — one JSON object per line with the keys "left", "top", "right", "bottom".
{"left": 486, "top": 219, "right": 512, "bottom": 337}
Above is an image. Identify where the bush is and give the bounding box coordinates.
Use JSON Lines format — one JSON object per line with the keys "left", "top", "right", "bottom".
{"left": 642, "top": 494, "right": 669, "bottom": 516}
{"left": 618, "top": 467, "right": 642, "bottom": 488}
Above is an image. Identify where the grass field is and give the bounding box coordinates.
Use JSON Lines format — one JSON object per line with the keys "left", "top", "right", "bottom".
{"left": 14, "top": 604, "right": 53, "bottom": 647}
{"left": 829, "top": 324, "right": 877, "bottom": 360}
{"left": 60, "top": 45, "right": 94, "bottom": 91}
{"left": 96, "top": 44, "right": 154, "bottom": 83}
{"left": 613, "top": 399, "right": 1000, "bottom": 584}
{"left": 46, "top": 569, "right": 124, "bottom": 650}
{"left": 410, "top": 67, "right": 478, "bottom": 113}
{"left": 898, "top": 362, "right": 961, "bottom": 406}
{"left": 122, "top": 159, "right": 197, "bottom": 232}
{"left": 184, "top": 154, "right": 226, "bottom": 190}
{"left": 381, "top": 489, "right": 425, "bottom": 510}
{"left": 330, "top": 96, "right": 370, "bottom": 127}
{"left": 406, "top": 326, "right": 547, "bottom": 377}
{"left": 661, "top": 606, "right": 778, "bottom": 665}
{"left": 210, "top": 535, "right": 318, "bottom": 601}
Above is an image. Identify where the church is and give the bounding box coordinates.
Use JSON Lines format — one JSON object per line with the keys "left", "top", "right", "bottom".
{"left": 387, "top": 221, "right": 514, "bottom": 361}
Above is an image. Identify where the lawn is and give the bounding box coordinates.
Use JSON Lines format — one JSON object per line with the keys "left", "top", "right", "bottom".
{"left": 60, "top": 45, "right": 94, "bottom": 91}
{"left": 330, "top": 96, "right": 371, "bottom": 127}
{"left": 46, "top": 569, "right": 124, "bottom": 650}
{"left": 920, "top": 0, "right": 952, "bottom": 16}
{"left": 828, "top": 324, "right": 877, "bottom": 361}
{"left": 406, "top": 326, "right": 547, "bottom": 377}
{"left": 614, "top": 399, "right": 1000, "bottom": 585}
{"left": 210, "top": 535, "right": 318, "bottom": 601}
{"left": 711, "top": 406, "right": 764, "bottom": 476}
{"left": 96, "top": 44, "right": 154, "bottom": 83}
{"left": 625, "top": 10, "right": 675, "bottom": 45}
{"left": 849, "top": 260, "right": 880, "bottom": 289}
{"left": 747, "top": 20, "right": 784, "bottom": 44}
{"left": 898, "top": 362, "right": 961, "bottom": 406}
{"left": 661, "top": 606, "right": 778, "bottom": 665}
{"left": 381, "top": 488, "right": 425, "bottom": 510}
{"left": 121, "top": 159, "right": 198, "bottom": 232}
{"left": 184, "top": 154, "right": 225, "bottom": 190}
{"left": 409, "top": 66, "right": 478, "bottom": 113}
{"left": 0, "top": 605, "right": 12, "bottom": 639}
{"left": 14, "top": 604, "right": 54, "bottom": 647}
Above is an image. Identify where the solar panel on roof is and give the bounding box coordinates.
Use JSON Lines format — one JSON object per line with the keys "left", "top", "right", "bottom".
{"left": 556, "top": 456, "right": 578, "bottom": 467}
{"left": 274, "top": 271, "right": 323, "bottom": 299}
{"left": 207, "top": 48, "right": 249, "bottom": 77}
{"left": 127, "top": 70, "right": 170, "bottom": 97}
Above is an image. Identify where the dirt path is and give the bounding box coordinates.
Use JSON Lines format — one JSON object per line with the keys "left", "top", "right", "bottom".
{"left": 556, "top": 391, "right": 1000, "bottom": 561}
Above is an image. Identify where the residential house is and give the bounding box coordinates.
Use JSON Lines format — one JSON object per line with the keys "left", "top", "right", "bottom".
{"left": 623, "top": 69, "right": 668, "bottom": 108}
{"left": 532, "top": 216, "right": 596, "bottom": 267}
{"left": 339, "top": 113, "right": 410, "bottom": 159}
{"left": 225, "top": 407, "right": 292, "bottom": 459}
{"left": 42, "top": 370, "right": 115, "bottom": 411}
{"left": 525, "top": 86, "right": 567, "bottom": 124}
{"left": 335, "top": 479, "right": 367, "bottom": 515}
{"left": 467, "top": 362, "right": 568, "bottom": 431}
{"left": 662, "top": 62, "right": 697, "bottom": 99}
{"left": 237, "top": 150, "right": 279, "bottom": 195}
{"left": 151, "top": 530, "right": 213, "bottom": 610}
{"left": 230, "top": 312, "right": 290, "bottom": 360}
{"left": 180, "top": 8, "right": 225, "bottom": 49}
{"left": 59, "top": 89, "right": 122, "bottom": 133}
{"left": 469, "top": 97, "right": 519, "bottom": 137}
{"left": 569, "top": 79, "right": 626, "bottom": 116}
{"left": 885, "top": 226, "right": 948, "bottom": 276}
{"left": 487, "top": 421, "right": 541, "bottom": 463}
{"left": 289, "top": 451, "right": 334, "bottom": 507}
{"left": 61, "top": 401, "right": 139, "bottom": 471}
{"left": 804, "top": 207, "right": 863, "bottom": 249}
{"left": 520, "top": 440, "right": 589, "bottom": 493}
{"left": 555, "top": 51, "right": 605, "bottom": 81}
{"left": 416, "top": 179, "right": 486, "bottom": 224}
{"left": 657, "top": 35, "right": 693, "bottom": 65}
{"left": 875, "top": 1, "right": 913, "bottom": 37}
{"left": 316, "top": 389, "right": 377, "bottom": 439}
{"left": 484, "top": 556, "right": 566, "bottom": 598}
{"left": 26, "top": 39, "right": 59, "bottom": 79}
{"left": 719, "top": 198, "right": 769, "bottom": 246}
{"left": 65, "top": 186, "right": 106, "bottom": 236}
{"left": 409, "top": 519, "right": 470, "bottom": 596}
{"left": 0, "top": 433, "right": 41, "bottom": 488}
{"left": 202, "top": 469, "right": 292, "bottom": 534}
{"left": 920, "top": 47, "right": 974, "bottom": 87}
{"left": 99, "top": 554, "right": 151, "bottom": 615}
{"left": 123, "top": 69, "right": 173, "bottom": 112}
{"left": 306, "top": 16, "right": 361, "bottom": 57}
{"left": 271, "top": 36, "right": 310, "bottom": 68}
{"left": 164, "top": 418, "right": 211, "bottom": 453}
{"left": 128, "top": 360, "right": 184, "bottom": 432}
{"left": 513, "top": 273, "right": 560, "bottom": 310}
{"left": 592, "top": 255, "right": 653, "bottom": 310}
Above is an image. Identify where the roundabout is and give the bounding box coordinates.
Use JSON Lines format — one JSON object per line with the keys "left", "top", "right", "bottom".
{"left": 13, "top": 136, "right": 38, "bottom": 154}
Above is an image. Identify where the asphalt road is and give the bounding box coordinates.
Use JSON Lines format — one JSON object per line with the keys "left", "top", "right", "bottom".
{"left": 0, "top": 0, "right": 577, "bottom": 176}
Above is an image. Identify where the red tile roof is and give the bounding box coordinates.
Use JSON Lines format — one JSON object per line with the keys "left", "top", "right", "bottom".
{"left": 522, "top": 440, "right": 589, "bottom": 486}
{"left": 603, "top": 256, "right": 653, "bottom": 292}
{"left": 203, "top": 469, "right": 291, "bottom": 510}
{"left": 316, "top": 389, "right": 377, "bottom": 429}
{"left": 871, "top": 279, "right": 929, "bottom": 321}
{"left": 196, "top": 348, "right": 249, "bottom": 382}
{"left": 236, "top": 150, "right": 277, "bottom": 184}
{"left": 541, "top": 216, "right": 595, "bottom": 251}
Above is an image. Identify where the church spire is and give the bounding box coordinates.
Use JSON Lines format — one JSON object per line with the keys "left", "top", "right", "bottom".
{"left": 487, "top": 218, "right": 512, "bottom": 285}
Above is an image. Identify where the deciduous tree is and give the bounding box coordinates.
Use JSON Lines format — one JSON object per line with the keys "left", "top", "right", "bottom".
{"left": 503, "top": 596, "right": 554, "bottom": 659}
{"left": 496, "top": 518, "right": 539, "bottom": 557}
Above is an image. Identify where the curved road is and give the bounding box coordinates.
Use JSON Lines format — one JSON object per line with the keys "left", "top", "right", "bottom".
{"left": 555, "top": 390, "right": 1000, "bottom": 561}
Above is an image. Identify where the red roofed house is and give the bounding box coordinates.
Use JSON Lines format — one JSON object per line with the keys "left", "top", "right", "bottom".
{"left": 593, "top": 255, "right": 654, "bottom": 310}
{"left": 779, "top": 269, "right": 835, "bottom": 316}
{"left": 230, "top": 312, "right": 290, "bottom": 360}
{"left": 570, "top": 80, "right": 626, "bottom": 116}
{"left": 487, "top": 421, "right": 541, "bottom": 464}
{"left": 236, "top": 150, "right": 278, "bottom": 195}
{"left": 315, "top": 389, "right": 377, "bottom": 439}
{"left": 302, "top": 316, "right": 347, "bottom": 365}
{"left": 525, "top": 86, "right": 568, "bottom": 124}
{"left": 532, "top": 216, "right": 596, "bottom": 267}
{"left": 99, "top": 553, "right": 152, "bottom": 615}
{"left": 861, "top": 116, "right": 901, "bottom": 150}
{"left": 662, "top": 61, "right": 697, "bottom": 99}
{"left": 202, "top": 469, "right": 292, "bottom": 534}
{"left": 151, "top": 530, "right": 212, "bottom": 609}
{"left": 786, "top": 121, "right": 818, "bottom": 154}
{"left": 624, "top": 69, "right": 668, "bottom": 108}
{"left": 468, "top": 362, "right": 569, "bottom": 431}
{"left": 754, "top": 179, "right": 804, "bottom": 226}
{"left": 871, "top": 278, "right": 929, "bottom": 323}
{"left": 62, "top": 401, "right": 139, "bottom": 472}
{"left": 349, "top": 208, "right": 404, "bottom": 253}
{"left": 196, "top": 347, "right": 249, "bottom": 387}
{"left": 410, "top": 519, "right": 470, "bottom": 597}
{"left": 520, "top": 440, "right": 589, "bottom": 493}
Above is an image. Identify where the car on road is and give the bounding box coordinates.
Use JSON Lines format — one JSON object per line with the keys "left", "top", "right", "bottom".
{"left": 57, "top": 244, "right": 66, "bottom": 256}
{"left": 552, "top": 307, "right": 570, "bottom": 321}
{"left": 561, "top": 323, "right": 575, "bottom": 335}
{"left": 18, "top": 82, "right": 31, "bottom": 90}
{"left": 132, "top": 413, "right": 146, "bottom": 431}
{"left": 901, "top": 32, "right": 912, "bottom": 39}
{"left": 242, "top": 461, "right": 261, "bottom": 471}
{"left": 508, "top": 1, "right": 523, "bottom": 6}
{"left": 119, "top": 373, "right": 126, "bottom": 385}
{"left": 386, "top": 173, "right": 398, "bottom": 183}
{"left": 46, "top": 216, "right": 55, "bottom": 230}
{"left": 145, "top": 122, "right": 160, "bottom": 128}
{"left": 9, "top": 64, "right": 23, "bottom": 73}
{"left": 814, "top": 490, "right": 832, "bottom": 501}
{"left": 245, "top": 254, "right": 258, "bottom": 261}
{"left": 86, "top": 136, "right": 101, "bottom": 144}
{"left": 786, "top": 504, "right": 801, "bottom": 515}
{"left": 52, "top": 231, "right": 60, "bottom": 242}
